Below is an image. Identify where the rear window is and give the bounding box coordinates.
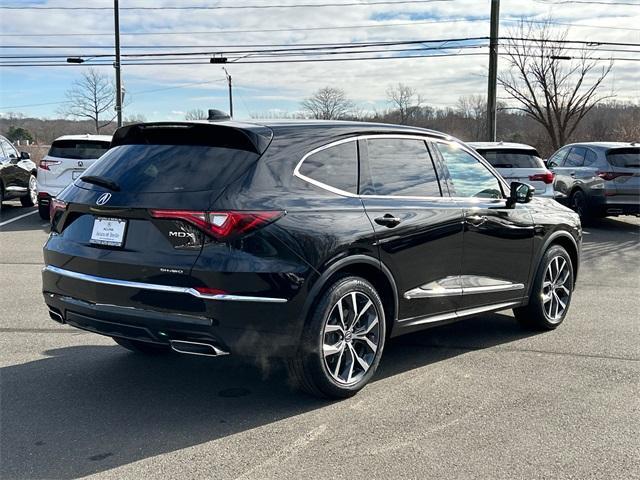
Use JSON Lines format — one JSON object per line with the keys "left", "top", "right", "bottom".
{"left": 48, "top": 140, "right": 110, "bottom": 160}
{"left": 478, "top": 149, "right": 542, "bottom": 169}
{"left": 606, "top": 148, "right": 640, "bottom": 168}
{"left": 78, "top": 144, "right": 259, "bottom": 193}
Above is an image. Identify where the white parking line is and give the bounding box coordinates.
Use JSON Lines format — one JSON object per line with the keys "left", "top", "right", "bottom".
{"left": 0, "top": 209, "right": 38, "bottom": 228}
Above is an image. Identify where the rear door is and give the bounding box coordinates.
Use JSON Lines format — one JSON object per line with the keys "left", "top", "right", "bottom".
{"left": 45, "top": 124, "right": 268, "bottom": 294}
{"left": 434, "top": 141, "right": 534, "bottom": 310}
{"left": 0, "top": 138, "right": 26, "bottom": 192}
{"left": 359, "top": 135, "right": 465, "bottom": 322}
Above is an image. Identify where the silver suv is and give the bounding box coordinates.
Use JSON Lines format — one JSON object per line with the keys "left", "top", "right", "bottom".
{"left": 547, "top": 142, "right": 639, "bottom": 219}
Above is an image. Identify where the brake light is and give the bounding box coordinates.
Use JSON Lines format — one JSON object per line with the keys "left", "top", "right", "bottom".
{"left": 149, "top": 210, "right": 284, "bottom": 241}
{"left": 529, "top": 172, "right": 555, "bottom": 184}
{"left": 49, "top": 198, "right": 67, "bottom": 220}
{"left": 597, "top": 171, "right": 633, "bottom": 181}
{"left": 39, "top": 159, "right": 61, "bottom": 171}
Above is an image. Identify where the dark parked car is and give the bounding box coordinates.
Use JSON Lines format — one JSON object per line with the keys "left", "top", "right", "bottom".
{"left": 42, "top": 120, "right": 581, "bottom": 398}
{"left": 547, "top": 142, "right": 640, "bottom": 219}
{"left": 0, "top": 135, "right": 37, "bottom": 214}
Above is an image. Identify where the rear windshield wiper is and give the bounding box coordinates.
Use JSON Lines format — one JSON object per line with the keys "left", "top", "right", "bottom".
{"left": 80, "top": 175, "right": 121, "bottom": 191}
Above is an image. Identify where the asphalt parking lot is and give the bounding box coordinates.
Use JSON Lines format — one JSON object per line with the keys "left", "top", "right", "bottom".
{"left": 1, "top": 201, "right": 638, "bottom": 480}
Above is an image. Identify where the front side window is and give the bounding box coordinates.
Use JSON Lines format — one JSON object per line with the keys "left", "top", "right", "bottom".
{"left": 563, "top": 147, "right": 586, "bottom": 167}
{"left": 364, "top": 138, "right": 441, "bottom": 197}
{"left": 437, "top": 143, "right": 502, "bottom": 199}
{"left": 0, "top": 139, "right": 18, "bottom": 159}
{"left": 548, "top": 147, "right": 569, "bottom": 168}
{"left": 298, "top": 141, "right": 358, "bottom": 194}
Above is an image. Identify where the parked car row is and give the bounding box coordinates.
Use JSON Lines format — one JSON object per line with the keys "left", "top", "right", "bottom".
{"left": 468, "top": 140, "right": 640, "bottom": 220}
{"left": 0, "top": 134, "right": 37, "bottom": 214}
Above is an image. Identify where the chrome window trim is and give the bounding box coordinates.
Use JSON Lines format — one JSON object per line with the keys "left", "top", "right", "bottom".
{"left": 293, "top": 133, "right": 450, "bottom": 201}
{"left": 43, "top": 265, "right": 288, "bottom": 303}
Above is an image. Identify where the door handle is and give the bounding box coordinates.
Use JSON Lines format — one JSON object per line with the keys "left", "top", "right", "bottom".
{"left": 569, "top": 171, "right": 576, "bottom": 177}
{"left": 467, "top": 215, "right": 488, "bottom": 227}
{"left": 374, "top": 214, "right": 401, "bottom": 228}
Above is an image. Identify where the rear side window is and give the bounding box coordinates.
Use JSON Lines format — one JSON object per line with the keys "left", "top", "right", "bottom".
{"left": 49, "top": 140, "right": 110, "bottom": 160}
{"left": 298, "top": 141, "right": 358, "bottom": 194}
{"left": 563, "top": 147, "right": 586, "bottom": 167}
{"left": 477, "top": 149, "right": 542, "bottom": 168}
{"left": 606, "top": 148, "right": 640, "bottom": 168}
{"left": 437, "top": 143, "right": 502, "bottom": 198}
{"left": 364, "top": 138, "right": 441, "bottom": 197}
{"left": 79, "top": 144, "right": 259, "bottom": 193}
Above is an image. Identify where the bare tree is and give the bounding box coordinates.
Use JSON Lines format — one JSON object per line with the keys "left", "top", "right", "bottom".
{"left": 386, "top": 83, "right": 424, "bottom": 125}
{"left": 185, "top": 108, "right": 208, "bottom": 120}
{"left": 456, "top": 95, "right": 487, "bottom": 141}
{"left": 59, "top": 68, "right": 117, "bottom": 133}
{"left": 301, "top": 87, "right": 354, "bottom": 120}
{"left": 498, "top": 19, "right": 613, "bottom": 150}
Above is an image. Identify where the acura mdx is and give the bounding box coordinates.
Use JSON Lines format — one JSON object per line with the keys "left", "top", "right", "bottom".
{"left": 42, "top": 120, "right": 581, "bottom": 398}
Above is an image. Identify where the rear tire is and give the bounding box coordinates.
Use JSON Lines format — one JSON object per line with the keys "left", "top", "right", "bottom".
{"left": 113, "top": 337, "right": 171, "bottom": 355}
{"left": 20, "top": 174, "right": 37, "bottom": 207}
{"left": 38, "top": 200, "right": 50, "bottom": 220}
{"left": 288, "top": 276, "right": 386, "bottom": 399}
{"left": 514, "top": 245, "right": 574, "bottom": 330}
{"left": 569, "top": 190, "right": 589, "bottom": 220}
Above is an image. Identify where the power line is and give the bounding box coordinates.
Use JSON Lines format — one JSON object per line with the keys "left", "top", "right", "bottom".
{"left": 0, "top": 0, "right": 454, "bottom": 10}
{"left": 2, "top": 17, "right": 640, "bottom": 38}
{"left": 534, "top": 0, "right": 640, "bottom": 5}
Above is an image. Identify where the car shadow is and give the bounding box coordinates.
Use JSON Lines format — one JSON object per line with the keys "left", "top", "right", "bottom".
{"left": 0, "top": 203, "right": 49, "bottom": 233}
{"left": 581, "top": 217, "right": 639, "bottom": 262}
{"left": 0, "top": 312, "right": 539, "bottom": 479}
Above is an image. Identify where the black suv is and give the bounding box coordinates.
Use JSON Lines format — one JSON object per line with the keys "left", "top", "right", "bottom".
{"left": 42, "top": 121, "right": 581, "bottom": 398}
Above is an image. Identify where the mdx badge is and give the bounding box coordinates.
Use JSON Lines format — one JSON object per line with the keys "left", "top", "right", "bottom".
{"left": 96, "top": 193, "right": 111, "bottom": 205}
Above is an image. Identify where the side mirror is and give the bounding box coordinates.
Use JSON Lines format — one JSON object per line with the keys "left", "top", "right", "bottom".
{"left": 507, "top": 181, "right": 534, "bottom": 208}
{"left": 20, "top": 151, "right": 31, "bottom": 160}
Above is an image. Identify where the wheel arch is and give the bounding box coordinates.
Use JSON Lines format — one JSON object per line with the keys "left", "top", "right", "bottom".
{"left": 302, "top": 255, "right": 399, "bottom": 337}
{"left": 533, "top": 231, "right": 580, "bottom": 294}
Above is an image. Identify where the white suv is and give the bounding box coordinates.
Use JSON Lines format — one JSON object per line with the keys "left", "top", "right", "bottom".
{"left": 37, "top": 134, "right": 111, "bottom": 219}
{"left": 467, "top": 142, "right": 556, "bottom": 198}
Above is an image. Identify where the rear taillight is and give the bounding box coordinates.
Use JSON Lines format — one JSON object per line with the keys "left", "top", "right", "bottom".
{"left": 49, "top": 198, "right": 67, "bottom": 221}
{"left": 39, "top": 159, "right": 61, "bottom": 171}
{"left": 529, "top": 172, "right": 555, "bottom": 184}
{"left": 149, "top": 210, "right": 284, "bottom": 241}
{"left": 597, "top": 171, "right": 633, "bottom": 181}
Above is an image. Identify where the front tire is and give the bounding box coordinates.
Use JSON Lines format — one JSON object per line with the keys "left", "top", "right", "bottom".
{"left": 113, "top": 337, "right": 171, "bottom": 354}
{"left": 514, "top": 245, "right": 574, "bottom": 330}
{"left": 20, "top": 174, "right": 37, "bottom": 207}
{"left": 288, "top": 276, "right": 386, "bottom": 399}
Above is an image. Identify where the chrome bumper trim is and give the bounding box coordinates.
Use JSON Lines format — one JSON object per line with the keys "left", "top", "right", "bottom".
{"left": 43, "top": 265, "right": 287, "bottom": 303}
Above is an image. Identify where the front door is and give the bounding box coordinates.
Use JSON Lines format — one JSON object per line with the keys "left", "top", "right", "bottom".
{"left": 359, "top": 136, "right": 465, "bottom": 322}
{"left": 433, "top": 141, "right": 535, "bottom": 310}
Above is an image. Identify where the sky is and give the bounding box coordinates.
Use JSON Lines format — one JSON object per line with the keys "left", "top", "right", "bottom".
{"left": 0, "top": 0, "right": 639, "bottom": 121}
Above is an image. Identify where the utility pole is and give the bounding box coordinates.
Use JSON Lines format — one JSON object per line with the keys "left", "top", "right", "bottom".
{"left": 486, "top": 0, "right": 500, "bottom": 141}
{"left": 114, "top": 0, "right": 123, "bottom": 127}
{"left": 223, "top": 67, "right": 233, "bottom": 118}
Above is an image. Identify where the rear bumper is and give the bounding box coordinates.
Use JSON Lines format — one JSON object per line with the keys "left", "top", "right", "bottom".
{"left": 42, "top": 266, "right": 306, "bottom": 357}
{"left": 590, "top": 195, "right": 640, "bottom": 216}
{"left": 36, "top": 182, "right": 64, "bottom": 201}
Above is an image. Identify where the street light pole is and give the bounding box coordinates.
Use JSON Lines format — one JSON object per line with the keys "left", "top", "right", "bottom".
{"left": 222, "top": 67, "right": 233, "bottom": 118}
{"left": 486, "top": 0, "right": 500, "bottom": 141}
{"left": 114, "top": 0, "right": 123, "bottom": 127}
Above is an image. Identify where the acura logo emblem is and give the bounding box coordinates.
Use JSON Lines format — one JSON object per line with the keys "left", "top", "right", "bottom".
{"left": 78, "top": 161, "right": 83, "bottom": 167}
{"left": 96, "top": 193, "right": 111, "bottom": 205}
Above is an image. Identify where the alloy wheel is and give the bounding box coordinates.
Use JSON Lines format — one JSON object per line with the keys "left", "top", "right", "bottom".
{"left": 542, "top": 256, "right": 571, "bottom": 323}
{"left": 322, "top": 291, "right": 381, "bottom": 385}
{"left": 570, "top": 192, "right": 585, "bottom": 218}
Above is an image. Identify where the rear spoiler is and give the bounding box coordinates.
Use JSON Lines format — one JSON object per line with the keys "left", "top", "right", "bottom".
{"left": 110, "top": 122, "right": 273, "bottom": 155}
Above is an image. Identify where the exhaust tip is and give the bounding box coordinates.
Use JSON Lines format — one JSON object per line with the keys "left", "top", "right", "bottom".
{"left": 170, "top": 339, "right": 229, "bottom": 357}
{"left": 48, "top": 309, "right": 64, "bottom": 324}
